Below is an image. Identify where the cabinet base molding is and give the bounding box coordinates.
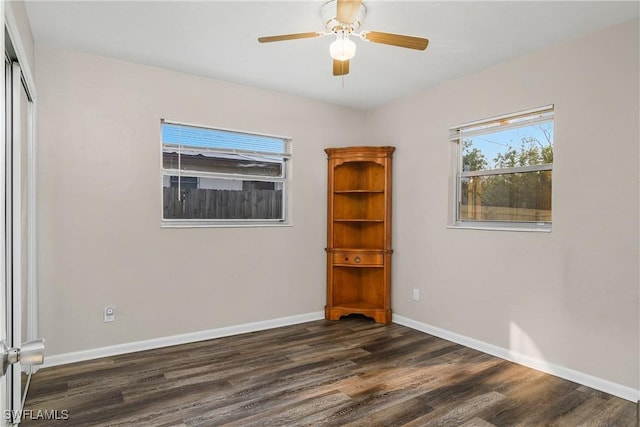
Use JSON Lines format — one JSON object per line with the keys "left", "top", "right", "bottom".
{"left": 325, "top": 306, "right": 392, "bottom": 324}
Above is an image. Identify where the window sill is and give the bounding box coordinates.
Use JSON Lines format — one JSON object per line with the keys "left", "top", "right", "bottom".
{"left": 161, "top": 220, "right": 291, "bottom": 229}
{"left": 447, "top": 222, "right": 551, "bottom": 233}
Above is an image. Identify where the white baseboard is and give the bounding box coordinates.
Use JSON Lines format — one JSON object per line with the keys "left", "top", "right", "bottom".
{"left": 44, "top": 311, "right": 324, "bottom": 368}
{"left": 393, "top": 314, "right": 639, "bottom": 403}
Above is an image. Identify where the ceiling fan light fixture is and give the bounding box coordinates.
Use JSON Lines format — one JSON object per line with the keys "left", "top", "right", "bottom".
{"left": 258, "top": 0, "right": 428, "bottom": 76}
{"left": 330, "top": 34, "right": 356, "bottom": 61}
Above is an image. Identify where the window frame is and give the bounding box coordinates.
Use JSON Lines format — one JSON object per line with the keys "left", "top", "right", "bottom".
{"left": 449, "top": 105, "right": 554, "bottom": 232}
{"left": 160, "top": 119, "right": 292, "bottom": 228}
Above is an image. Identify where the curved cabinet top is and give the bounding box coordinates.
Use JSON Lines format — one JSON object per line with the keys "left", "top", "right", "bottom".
{"left": 325, "top": 146, "right": 395, "bottom": 158}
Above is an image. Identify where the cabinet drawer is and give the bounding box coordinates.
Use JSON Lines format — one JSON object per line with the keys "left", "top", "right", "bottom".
{"left": 333, "top": 251, "right": 383, "bottom": 266}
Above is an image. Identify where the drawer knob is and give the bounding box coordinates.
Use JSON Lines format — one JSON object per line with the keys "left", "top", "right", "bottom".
{"left": 344, "top": 257, "right": 349, "bottom": 261}
{"left": 354, "top": 256, "right": 361, "bottom": 263}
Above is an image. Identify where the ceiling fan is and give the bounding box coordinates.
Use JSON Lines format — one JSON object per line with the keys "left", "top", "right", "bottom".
{"left": 258, "top": 0, "right": 429, "bottom": 76}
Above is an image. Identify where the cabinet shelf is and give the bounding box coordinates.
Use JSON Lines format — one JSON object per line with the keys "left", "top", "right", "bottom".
{"left": 325, "top": 146, "right": 394, "bottom": 325}
{"left": 332, "top": 264, "right": 384, "bottom": 268}
{"left": 333, "top": 192, "right": 384, "bottom": 221}
{"left": 334, "top": 218, "right": 384, "bottom": 223}
{"left": 334, "top": 190, "right": 385, "bottom": 194}
{"left": 328, "top": 248, "right": 390, "bottom": 253}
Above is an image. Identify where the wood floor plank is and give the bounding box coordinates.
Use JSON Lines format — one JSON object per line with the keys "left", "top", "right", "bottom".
{"left": 22, "top": 317, "right": 637, "bottom": 426}
{"left": 459, "top": 417, "right": 498, "bottom": 427}
{"left": 219, "top": 390, "right": 352, "bottom": 427}
{"left": 426, "top": 391, "right": 506, "bottom": 426}
{"left": 340, "top": 394, "right": 435, "bottom": 427}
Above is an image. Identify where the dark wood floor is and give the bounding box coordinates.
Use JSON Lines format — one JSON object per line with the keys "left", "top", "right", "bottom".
{"left": 23, "top": 316, "right": 637, "bottom": 426}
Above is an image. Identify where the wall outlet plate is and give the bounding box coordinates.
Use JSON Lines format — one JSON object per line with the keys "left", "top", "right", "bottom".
{"left": 412, "top": 289, "right": 420, "bottom": 301}
{"left": 104, "top": 306, "right": 115, "bottom": 322}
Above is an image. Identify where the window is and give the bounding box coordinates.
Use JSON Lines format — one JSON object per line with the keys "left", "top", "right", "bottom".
{"left": 169, "top": 176, "right": 198, "bottom": 190}
{"left": 161, "top": 120, "right": 291, "bottom": 225}
{"left": 450, "top": 105, "right": 554, "bottom": 230}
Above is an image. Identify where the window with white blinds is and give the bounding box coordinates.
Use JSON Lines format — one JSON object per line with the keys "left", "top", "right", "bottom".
{"left": 161, "top": 120, "right": 291, "bottom": 225}
{"left": 449, "top": 105, "right": 554, "bottom": 230}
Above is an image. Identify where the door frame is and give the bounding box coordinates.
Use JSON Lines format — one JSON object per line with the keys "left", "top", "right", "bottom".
{"left": 0, "top": 2, "right": 6, "bottom": 421}
{"left": 2, "top": 3, "right": 38, "bottom": 424}
{"left": 4, "top": 0, "right": 38, "bottom": 350}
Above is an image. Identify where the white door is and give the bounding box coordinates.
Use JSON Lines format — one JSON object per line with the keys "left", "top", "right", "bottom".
{"left": 0, "top": 20, "right": 43, "bottom": 425}
{"left": 1, "top": 53, "right": 27, "bottom": 427}
{"left": 0, "top": 21, "right": 8, "bottom": 421}
{"left": 7, "top": 58, "right": 27, "bottom": 425}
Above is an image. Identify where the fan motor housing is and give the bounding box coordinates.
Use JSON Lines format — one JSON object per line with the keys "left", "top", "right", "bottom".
{"left": 321, "top": 0, "right": 367, "bottom": 33}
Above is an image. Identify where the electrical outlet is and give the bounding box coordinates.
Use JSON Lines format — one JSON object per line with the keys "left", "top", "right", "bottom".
{"left": 412, "top": 289, "right": 420, "bottom": 301}
{"left": 104, "top": 306, "right": 115, "bottom": 322}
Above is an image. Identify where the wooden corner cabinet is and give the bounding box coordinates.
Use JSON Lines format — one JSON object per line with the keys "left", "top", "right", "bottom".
{"left": 325, "top": 146, "right": 394, "bottom": 324}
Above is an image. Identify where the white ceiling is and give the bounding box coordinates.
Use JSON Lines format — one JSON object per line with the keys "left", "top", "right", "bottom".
{"left": 24, "top": 1, "right": 639, "bottom": 110}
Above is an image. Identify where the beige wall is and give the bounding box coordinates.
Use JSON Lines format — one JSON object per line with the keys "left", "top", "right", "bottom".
{"left": 366, "top": 18, "right": 639, "bottom": 390}
{"left": 35, "top": 45, "right": 366, "bottom": 355}
{"left": 35, "top": 18, "right": 638, "bottom": 393}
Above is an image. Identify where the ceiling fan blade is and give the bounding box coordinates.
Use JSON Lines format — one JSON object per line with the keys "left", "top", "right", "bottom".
{"left": 337, "top": 0, "right": 362, "bottom": 25}
{"left": 333, "top": 59, "right": 350, "bottom": 76}
{"left": 258, "top": 32, "right": 322, "bottom": 43}
{"left": 362, "top": 31, "right": 429, "bottom": 50}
